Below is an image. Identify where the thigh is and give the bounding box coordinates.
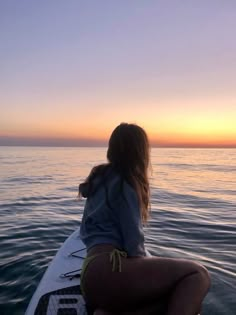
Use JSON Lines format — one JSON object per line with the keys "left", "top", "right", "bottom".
{"left": 121, "top": 256, "right": 200, "bottom": 293}
{"left": 83, "top": 255, "right": 201, "bottom": 311}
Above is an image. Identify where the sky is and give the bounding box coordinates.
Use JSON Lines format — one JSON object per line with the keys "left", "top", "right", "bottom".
{"left": 1, "top": 1, "right": 236, "bottom": 147}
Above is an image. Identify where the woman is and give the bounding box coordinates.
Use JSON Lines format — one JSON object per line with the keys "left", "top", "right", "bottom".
{"left": 79, "top": 123, "right": 210, "bottom": 315}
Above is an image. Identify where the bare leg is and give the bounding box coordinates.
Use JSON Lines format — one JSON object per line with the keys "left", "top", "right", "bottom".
{"left": 83, "top": 256, "right": 210, "bottom": 315}
{"left": 167, "top": 269, "right": 208, "bottom": 315}
{"left": 94, "top": 300, "right": 167, "bottom": 315}
{"left": 94, "top": 310, "right": 117, "bottom": 315}
{"left": 94, "top": 304, "right": 201, "bottom": 315}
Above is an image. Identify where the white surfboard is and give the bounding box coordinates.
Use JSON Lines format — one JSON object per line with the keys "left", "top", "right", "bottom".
{"left": 25, "top": 228, "right": 88, "bottom": 315}
{"left": 25, "top": 229, "right": 156, "bottom": 315}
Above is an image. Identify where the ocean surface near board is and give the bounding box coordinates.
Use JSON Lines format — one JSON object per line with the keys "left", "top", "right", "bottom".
{"left": 0, "top": 146, "right": 235, "bottom": 315}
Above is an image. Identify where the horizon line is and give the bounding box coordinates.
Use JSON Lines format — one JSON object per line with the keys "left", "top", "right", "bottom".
{"left": 0, "top": 144, "right": 236, "bottom": 149}
{"left": 0, "top": 136, "right": 235, "bottom": 149}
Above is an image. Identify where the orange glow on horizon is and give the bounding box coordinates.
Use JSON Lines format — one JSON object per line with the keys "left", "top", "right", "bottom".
{"left": 1, "top": 101, "right": 235, "bottom": 147}
{"left": 148, "top": 130, "right": 236, "bottom": 148}
{"left": 1, "top": 128, "right": 235, "bottom": 148}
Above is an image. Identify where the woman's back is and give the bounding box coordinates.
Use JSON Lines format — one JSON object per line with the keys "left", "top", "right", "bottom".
{"left": 80, "top": 166, "right": 146, "bottom": 257}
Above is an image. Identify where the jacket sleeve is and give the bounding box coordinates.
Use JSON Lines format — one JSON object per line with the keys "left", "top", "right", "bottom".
{"left": 116, "top": 180, "right": 146, "bottom": 257}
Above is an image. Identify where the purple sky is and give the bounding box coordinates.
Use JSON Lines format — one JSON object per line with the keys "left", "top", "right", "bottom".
{"left": 1, "top": 1, "right": 236, "bottom": 147}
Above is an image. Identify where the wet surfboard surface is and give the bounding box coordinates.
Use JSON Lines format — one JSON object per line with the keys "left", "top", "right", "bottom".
{"left": 25, "top": 229, "right": 88, "bottom": 315}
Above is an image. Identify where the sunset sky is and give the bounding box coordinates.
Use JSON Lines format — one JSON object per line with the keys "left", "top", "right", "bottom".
{"left": 1, "top": 1, "right": 236, "bottom": 147}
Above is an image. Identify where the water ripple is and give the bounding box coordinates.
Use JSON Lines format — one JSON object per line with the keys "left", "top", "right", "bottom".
{"left": 0, "top": 147, "right": 235, "bottom": 315}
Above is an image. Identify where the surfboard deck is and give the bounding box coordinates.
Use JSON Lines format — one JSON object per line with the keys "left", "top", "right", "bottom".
{"left": 25, "top": 228, "right": 87, "bottom": 315}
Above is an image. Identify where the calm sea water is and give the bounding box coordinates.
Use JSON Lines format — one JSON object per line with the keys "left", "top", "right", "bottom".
{"left": 0, "top": 147, "right": 235, "bottom": 315}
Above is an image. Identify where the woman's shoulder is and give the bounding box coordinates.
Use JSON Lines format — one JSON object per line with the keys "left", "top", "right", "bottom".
{"left": 108, "top": 170, "right": 138, "bottom": 203}
{"left": 79, "top": 164, "right": 113, "bottom": 197}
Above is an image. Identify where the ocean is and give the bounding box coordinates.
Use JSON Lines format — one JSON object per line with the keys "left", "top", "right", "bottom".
{"left": 0, "top": 146, "right": 235, "bottom": 315}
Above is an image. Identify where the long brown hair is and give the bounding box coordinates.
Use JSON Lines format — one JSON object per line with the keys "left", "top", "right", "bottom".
{"left": 107, "top": 123, "right": 150, "bottom": 222}
{"left": 79, "top": 123, "right": 151, "bottom": 222}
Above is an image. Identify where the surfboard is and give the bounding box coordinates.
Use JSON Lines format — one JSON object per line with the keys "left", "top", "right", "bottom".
{"left": 25, "top": 229, "right": 156, "bottom": 315}
{"left": 25, "top": 228, "right": 88, "bottom": 315}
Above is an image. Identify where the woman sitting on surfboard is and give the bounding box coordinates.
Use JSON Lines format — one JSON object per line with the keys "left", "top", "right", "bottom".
{"left": 79, "top": 123, "right": 210, "bottom": 315}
